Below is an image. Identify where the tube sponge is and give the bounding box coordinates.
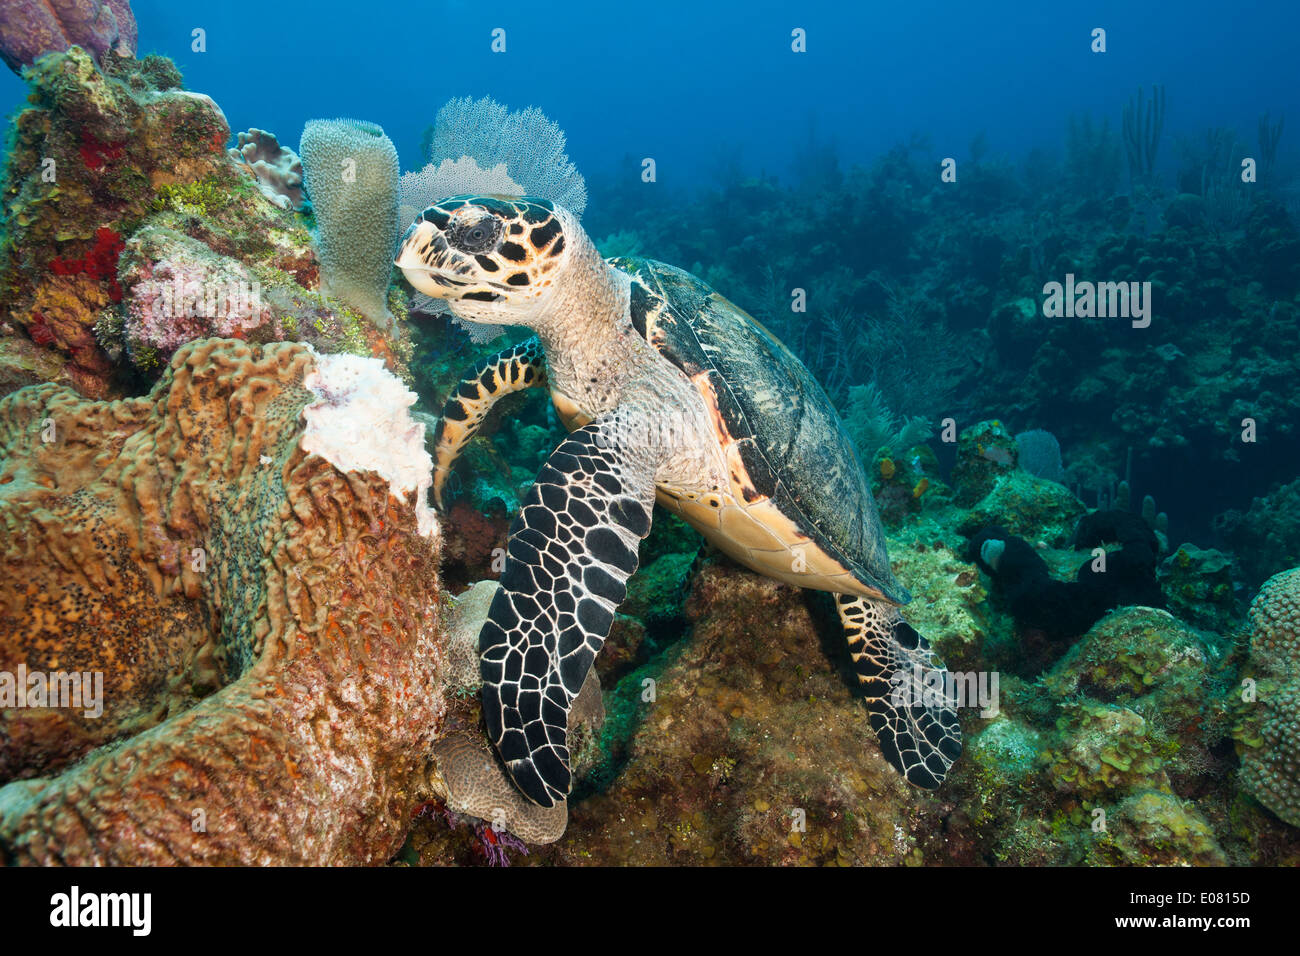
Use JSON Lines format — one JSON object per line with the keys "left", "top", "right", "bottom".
{"left": 300, "top": 118, "right": 400, "bottom": 328}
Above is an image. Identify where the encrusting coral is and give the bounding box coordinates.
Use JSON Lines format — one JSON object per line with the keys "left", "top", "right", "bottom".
{"left": 422, "top": 579, "right": 605, "bottom": 847}
{"left": 1238, "top": 567, "right": 1300, "bottom": 828}
{"left": 0, "top": 48, "right": 230, "bottom": 397}
{"left": 0, "top": 339, "right": 446, "bottom": 864}
{"left": 0, "top": 48, "right": 414, "bottom": 400}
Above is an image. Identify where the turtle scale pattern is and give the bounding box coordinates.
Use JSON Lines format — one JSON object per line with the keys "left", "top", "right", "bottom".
{"left": 617, "top": 255, "right": 905, "bottom": 605}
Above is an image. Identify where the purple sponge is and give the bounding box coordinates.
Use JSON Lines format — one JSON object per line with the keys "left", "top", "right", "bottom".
{"left": 0, "top": 0, "right": 138, "bottom": 74}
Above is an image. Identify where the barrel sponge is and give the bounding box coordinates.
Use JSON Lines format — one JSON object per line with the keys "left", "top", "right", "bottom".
{"left": 0, "top": 339, "right": 447, "bottom": 864}
{"left": 300, "top": 118, "right": 400, "bottom": 328}
{"left": 1240, "top": 567, "right": 1300, "bottom": 827}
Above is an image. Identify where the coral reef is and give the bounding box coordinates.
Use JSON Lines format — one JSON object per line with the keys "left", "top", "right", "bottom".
{"left": 967, "top": 514, "right": 1166, "bottom": 675}
{"left": 0, "top": 0, "right": 137, "bottom": 73}
{"left": 403, "top": 537, "right": 993, "bottom": 866}
{"left": 0, "top": 339, "right": 446, "bottom": 864}
{"left": 0, "top": 33, "right": 1295, "bottom": 872}
{"left": 119, "top": 226, "right": 272, "bottom": 352}
{"left": 1215, "top": 477, "right": 1300, "bottom": 590}
{"left": 949, "top": 601, "right": 1243, "bottom": 865}
{"left": 0, "top": 48, "right": 228, "bottom": 397}
{"left": 843, "top": 380, "right": 932, "bottom": 465}
{"left": 950, "top": 420, "right": 1018, "bottom": 506}
{"left": 1237, "top": 567, "right": 1300, "bottom": 828}
{"left": 408, "top": 559, "right": 944, "bottom": 865}
{"left": 957, "top": 470, "right": 1085, "bottom": 545}
{"left": 409, "top": 283, "right": 1300, "bottom": 865}
{"left": 574, "top": 106, "right": 1300, "bottom": 551}
{"left": 299, "top": 119, "right": 400, "bottom": 329}
{"left": 1158, "top": 543, "right": 1241, "bottom": 631}
{"left": 0, "top": 49, "right": 415, "bottom": 399}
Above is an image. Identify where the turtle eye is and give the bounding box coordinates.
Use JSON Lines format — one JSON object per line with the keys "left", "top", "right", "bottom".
{"left": 451, "top": 216, "right": 502, "bottom": 254}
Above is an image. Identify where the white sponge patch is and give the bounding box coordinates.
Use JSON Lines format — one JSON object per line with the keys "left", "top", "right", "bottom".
{"left": 300, "top": 350, "right": 437, "bottom": 539}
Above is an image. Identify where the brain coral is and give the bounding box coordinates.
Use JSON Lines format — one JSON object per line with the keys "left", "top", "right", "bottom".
{"left": 0, "top": 338, "right": 446, "bottom": 864}
{"left": 300, "top": 119, "right": 400, "bottom": 330}
{"left": 1239, "top": 566, "right": 1300, "bottom": 828}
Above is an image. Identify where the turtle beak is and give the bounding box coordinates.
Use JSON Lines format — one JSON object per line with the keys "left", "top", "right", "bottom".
{"left": 396, "top": 220, "right": 453, "bottom": 298}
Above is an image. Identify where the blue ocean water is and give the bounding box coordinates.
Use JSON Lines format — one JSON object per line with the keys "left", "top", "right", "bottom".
{"left": 3, "top": 0, "right": 1297, "bottom": 186}
{"left": 0, "top": 0, "right": 1296, "bottom": 550}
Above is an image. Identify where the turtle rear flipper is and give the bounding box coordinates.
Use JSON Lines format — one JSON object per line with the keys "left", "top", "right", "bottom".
{"left": 836, "top": 594, "right": 962, "bottom": 789}
{"left": 481, "top": 416, "right": 658, "bottom": 807}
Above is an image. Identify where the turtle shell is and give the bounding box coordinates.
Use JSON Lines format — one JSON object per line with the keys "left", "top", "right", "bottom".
{"left": 614, "top": 256, "right": 909, "bottom": 605}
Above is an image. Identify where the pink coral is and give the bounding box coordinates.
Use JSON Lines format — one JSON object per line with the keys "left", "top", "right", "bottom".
{"left": 121, "top": 228, "right": 277, "bottom": 356}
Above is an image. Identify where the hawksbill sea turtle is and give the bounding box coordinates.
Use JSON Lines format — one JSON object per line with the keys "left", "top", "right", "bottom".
{"left": 397, "top": 195, "right": 963, "bottom": 808}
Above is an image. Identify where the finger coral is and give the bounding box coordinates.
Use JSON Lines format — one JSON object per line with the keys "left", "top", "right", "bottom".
{"left": 0, "top": 338, "right": 445, "bottom": 864}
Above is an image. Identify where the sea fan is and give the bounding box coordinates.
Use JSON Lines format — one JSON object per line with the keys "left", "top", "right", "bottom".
{"left": 844, "top": 382, "right": 932, "bottom": 461}
{"left": 398, "top": 156, "right": 524, "bottom": 228}
{"left": 403, "top": 96, "right": 587, "bottom": 219}
{"left": 1015, "top": 429, "right": 1067, "bottom": 484}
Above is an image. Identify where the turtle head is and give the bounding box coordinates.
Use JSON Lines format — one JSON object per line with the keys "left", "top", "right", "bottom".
{"left": 396, "top": 195, "right": 573, "bottom": 325}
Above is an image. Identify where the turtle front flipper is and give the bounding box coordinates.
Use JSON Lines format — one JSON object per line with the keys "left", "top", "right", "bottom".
{"left": 432, "top": 336, "right": 546, "bottom": 510}
{"left": 481, "top": 416, "right": 658, "bottom": 807}
{"left": 835, "top": 594, "right": 962, "bottom": 789}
